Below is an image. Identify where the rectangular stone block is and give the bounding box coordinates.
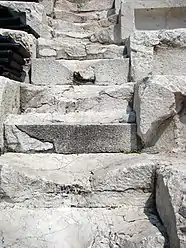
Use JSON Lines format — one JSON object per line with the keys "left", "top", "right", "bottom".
{"left": 5, "top": 113, "right": 137, "bottom": 153}
{"left": 31, "top": 58, "right": 129, "bottom": 85}
{"left": 121, "top": 0, "right": 186, "bottom": 40}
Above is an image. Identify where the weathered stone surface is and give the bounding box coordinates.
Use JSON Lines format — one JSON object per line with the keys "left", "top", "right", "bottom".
{"left": 31, "top": 59, "right": 73, "bottom": 85}
{"left": 0, "top": 1, "right": 47, "bottom": 37}
{"left": 129, "top": 29, "right": 186, "bottom": 81}
{"left": 31, "top": 58, "right": 129, "bottom": 85}
{"left": 20, "top": 84, "right": 134, "bottom": 114}
{"left": 0, "top": 29, "right": 36, "bottom": 58}
{"left": 4, "top": 113, "right": 137, "bottom": 153}
{"left": 55, "top": 0, "right": 114, "bottom": 12}
{"left": 39, "top": 0, "right": 54, "bottom": 15}
{"left": 0, "top": 77, "right": 20, "bottom": 152}
{"left": 121, "top": 0, "right": 186, "bottom": 40}
{"left": 134, "top": 75, "right": 186, "bottom": 152}
{"left": 156, "top": 154, "right": 186, "bottom": 248}
{"left": 0, "top": 206, "right": 166, "bottom": 248}
{"left": 0, "top": 152, "right": 156, "bottom": 207}
{"left": 37, "top": 38, "right": 125, "bottom": 59}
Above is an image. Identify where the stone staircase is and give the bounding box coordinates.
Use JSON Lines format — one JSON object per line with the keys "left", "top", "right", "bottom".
{"left": 1, "top": 0, "right": 186, "bottom": 247}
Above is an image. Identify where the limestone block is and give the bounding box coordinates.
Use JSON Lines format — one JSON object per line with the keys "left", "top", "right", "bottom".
{"left": 130, "top": 29, "right": 186, "bottom": 80}
{"left": 0, "top": 152, "right": 157, "bottom": 208}
{"left": 20, "top": 84, "right": 134, "bottom": 114}
{"left": 0, "top": 77, "right": 20, "bottom": 152}
{"left": 39, "top": 0, "right": 54, "bottom": 15}
{"left": 156, "top": 157, "right": 186, "bottom": 247}
{"left": 4, "top": 112, "right": 137, "bottom": 153}
{"left": 134, "top": 75, "right": 186, "bottom": 152}
{"left": 0, "top": 206, "right": 166, "bottom": 247}
{"left": 0, "top": 1, "right": 47, "bottom": 37}
{"left": 120, "top": 0, "right": 186, "bottom": 40}
{"left": 31, "top": 58, "right": 129, "bottom": 85}
{"left": 55, "top": 0, "right": 114, "bottom": 12}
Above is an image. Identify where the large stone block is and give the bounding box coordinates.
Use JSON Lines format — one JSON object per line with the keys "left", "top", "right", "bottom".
{"left": 55, "top": 0, "right": 114, "bottom": 12}
{"left": 0, "top": 1, "right": 47, "bottom": 37}
{"left": 121, "top": 0, "right": 186, "bottom": 40}
{"left": 37, "top": 38, "right": 125, "bottom": 60}
{"left": 156, "top": 155, "right": 186, "bottom": 248}
{"left": 0, "top": 206, "right": 166, "bottom": 248}
{"left": 20, "top": 84, "right": 134, "bottom": 114}
{"left": 0, "top": 77, "right": 20, "bottom": 152}
{"left": 4, "top": 113, "right": 137, "bottom": 153}
{"left": 0, "top": 152, "right": 157, "bottom": 207}
{"left": 129, "top": 29, "right": 186, "bottom": 81}
{"left": 134, "top": 75, "right": 186, "bottom": 152}
{"left": 31, "top": 58, "right": 129, "bottom": 85}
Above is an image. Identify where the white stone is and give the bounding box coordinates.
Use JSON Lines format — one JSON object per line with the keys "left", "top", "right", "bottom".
{"left": 0, "top": 77, "right": 20, "bottom": 152}
{"left": 134, "top": 75, "right": 186, "bottom": 152}
{"left": 0, "top": 1, "right": 47, "bottom": 37}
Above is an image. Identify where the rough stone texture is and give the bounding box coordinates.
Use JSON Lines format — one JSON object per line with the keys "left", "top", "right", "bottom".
{"left": 0, "top": 1, "right": 47, "bottom": 37}
{"left": 0, "top": 29, "right": 36, "bottom": 58}
{"left": 134, "top": 75, "right": 186, "bottom": 152}
{"left": 4, "top": 113, "right": 137, "bottom": 153}
{"left": 32, "top": 58, "right": 129, "bottom": 85}
{"left": 0, "top": 77, "right": 20, "bottom": 152}
{"left": 129, "top": 29, "right": 186, "bottom": 81}
{"left": 121, "top": 0, "right": 186, "bottom": 40}
{"left": 156, "top": 154, "right": 186, "bottom": 248}
{"left": 20, "top": 84, "right": 134, "bottom": 114}
{"left": 55, "top": 0, "right": 114, "bottom": 12}
{"left": 0, "top": 152, "right": 156, "bottom": 207}
{"left": 37, "top": 38, "right": 125, "bottom": 60}
{"left": 0, "top": 207, "right": 166, "bottom": 248}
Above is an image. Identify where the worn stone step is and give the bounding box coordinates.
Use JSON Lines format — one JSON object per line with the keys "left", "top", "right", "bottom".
{"left": 20, "top": 84, "right": 134, "bottom": 114}
{"left": 31, "top": 58, "right": 129, "bottom": 86}
{"left": 0, "top": 152, "right": 157, "bottom": 208}
{"left": 0, "top": 152, "right": 167, "bottom": 247}
{"left": 0, "top": 206, "right": 166, "bottom": 248}
{"left": 4, "top": 112, "right": 137, "bottom": 153}
{"left": 55, "top": 0, "right": 114, "bottom": 12}
{"left": 37, "top": 38, "right": 125, "bottom": 60}
{"left": 54, "top": 9, "right": 112, "bottom": 22}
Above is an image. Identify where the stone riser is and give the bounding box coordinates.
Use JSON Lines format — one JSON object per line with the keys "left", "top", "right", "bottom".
{"left": 31, "top": 58, "right": 129, "bottom": 86}
{"left": 4, "top": 113, "right": 137, "bottom": 153}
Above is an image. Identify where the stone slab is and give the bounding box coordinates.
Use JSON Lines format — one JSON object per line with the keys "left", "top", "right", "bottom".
{"left": 31, "top": 58, "right": 129, "bottom": 85}
{"left": 20, "top": 83, "right": 134, "bottom": 114}
{"left": 0, "top": 152, "right": 157, "bottom": 208}
{"left": 4, "top": 113, "right": 137, "bottom": 153}
{"left": 0, "top": 207, "right": 166, "bottom": 248}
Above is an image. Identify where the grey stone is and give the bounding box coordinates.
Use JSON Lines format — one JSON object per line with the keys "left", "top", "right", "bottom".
{"left": 0, "top": 77, "right": 20, "bottom": 152}
{"left": 156, "top": 155, "right": 186, "bottom": 247}
{"left": 134, "top": 75, "right": 186, "bottom": 152}
{"left": 4, "top": 113, "right": 137, "bottom": 153}
{"left": 31, "top": 58, "right": 129, "bottom": 85}
{"left": 20, "top": 84, "right": 134, "bottom": 114}
{"left": 0, "top": 207, "right": 166, "bottom": 248}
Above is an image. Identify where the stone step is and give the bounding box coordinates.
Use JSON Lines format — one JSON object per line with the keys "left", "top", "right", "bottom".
{"left": 37, "top": 38, "right": 125, "bottom": 60}
{"left": 0, "top": 152, "right": 157, "bottom": 208}
{"left": 54, "top": 9, "right": 112, "bottom": 22}
{"left": 4, "top": 112, "right": 137, "bottom": 153}
{"left": 55, "top": 0, "right": 114, "bottom": 13}
{"left": 20, "top": 84, "right": 134, "bottom": 114}
{"left": 0, "top": 152, "right": 167, "bottom": 247}
{"left": 0, "top": 207, "right": 166, "bottom": 248}
{"left": 31, "top": 58, "right": 129, "bottom": 86}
